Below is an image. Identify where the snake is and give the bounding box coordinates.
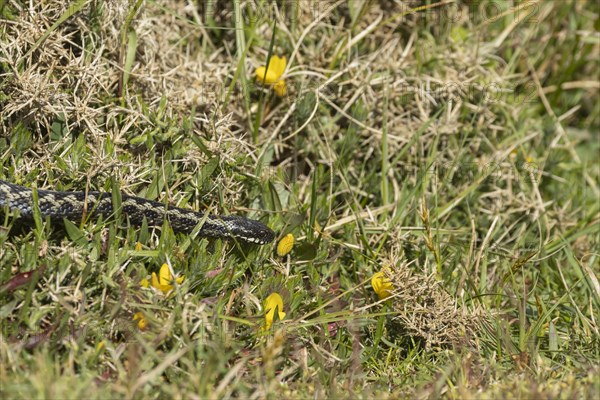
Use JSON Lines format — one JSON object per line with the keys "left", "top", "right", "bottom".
{"left": 0, "top": 180, "right": 275, "bottom": 245}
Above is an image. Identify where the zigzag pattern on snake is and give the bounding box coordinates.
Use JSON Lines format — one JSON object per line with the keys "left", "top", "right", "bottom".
{"left": 0, "top": 180, "right": 275, "bottom": 245}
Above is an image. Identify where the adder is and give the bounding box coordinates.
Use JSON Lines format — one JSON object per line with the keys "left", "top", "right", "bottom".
{"left": 0, "top": 180, "right": 275, "bottom": 245}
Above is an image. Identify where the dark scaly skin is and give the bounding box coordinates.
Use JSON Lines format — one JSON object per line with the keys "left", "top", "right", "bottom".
{"left": 0, "top": 180, "right": 275, "bottom": 245}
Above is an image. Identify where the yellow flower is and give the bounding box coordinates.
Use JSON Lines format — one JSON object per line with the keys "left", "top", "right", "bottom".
{"left": 148, "top": 263, "right": 185, "bottom": 295}
{"left": 95, "top": 341, "right": 105, "bottom": 352}
{"left": 132, "top": 312, "right": 148, "bottom": 330}
{"left": 371, "top": 269, "right": 394, "bottom": 300}
{"left": 255, "top": 55, "right": 287, "bottom": 97}
{"left": 264, "top": 292, "right": 286, "bottom": 330}
{"left": 135, "top": 241, "right": 143, "bottom": 251}
{"left": 273, "top": 80, "right": 287, "bottom": 97}
{"left": 256, "top": 55, "right": 286, "bottom": 84}
{"left": 277, "top": 233, "right": 294, "bottom": 257}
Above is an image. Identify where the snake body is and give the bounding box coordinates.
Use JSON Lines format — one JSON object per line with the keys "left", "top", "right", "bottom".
{"left": 0, "top": 180, "right": 275, "bottom": 245}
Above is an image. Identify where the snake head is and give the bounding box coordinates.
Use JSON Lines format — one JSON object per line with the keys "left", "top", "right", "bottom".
{"left": 211, "top": 215, "right": 276, "bottom": 245}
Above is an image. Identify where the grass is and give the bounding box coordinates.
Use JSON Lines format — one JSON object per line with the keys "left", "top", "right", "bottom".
{"left": 0, "top": 0, "right": 599, "bottom": 398}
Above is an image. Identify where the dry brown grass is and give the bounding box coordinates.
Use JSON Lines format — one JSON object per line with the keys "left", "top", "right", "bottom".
{"left": 386, "top": 259, "right": 478, "bottom": 350}
{"left": 1, "top": 1, "right": 265, "bottom": 206}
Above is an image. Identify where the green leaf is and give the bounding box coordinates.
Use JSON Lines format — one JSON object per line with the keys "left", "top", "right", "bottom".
{"left": 296, "top": 242, "right": 318, "bottom": 261}
{"left": 63, "top": 219, "right": 87, "bottom": 247}
{"left": 122, "top": 29, "right": 138, "bottom": 97}
{"left": 267, "top": 181, "right": 283, "bottom": 212}
{"left": 548, "top": 321, "right": 558, "bottom": 352}
{"left": 199, "top": 157, "right": 220, "bottom": 186}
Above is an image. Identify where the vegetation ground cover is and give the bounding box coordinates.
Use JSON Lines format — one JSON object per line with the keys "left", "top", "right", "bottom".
{"left": 0, "top": 0, "right": 598, "bottom": 398}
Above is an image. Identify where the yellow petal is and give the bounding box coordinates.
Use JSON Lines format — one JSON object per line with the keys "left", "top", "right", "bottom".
{"left": 140, "top": 278, "right": 150, "bottom": 288}
{"left": 133, "top": 312, "right": 148, "bottom": 330}
{"left": 159, "top": 263, "right": 172, "bottom": 286}
{"left": 151, "top": 272, "right": 160, "bottom": 289}
{"left": 273, "top": 80, "right": 287, "bottom": 97}
{"left": 256, "top": 66, "right": 280, "bottom": 84}
{"left": 269, "top": 55, "right": 286, "bottom": 77}
{"left": 277, "top": 233, "right": 294, "bottom": 256}
{"left": 150, "top": 264, "right": 183, "bottom": 295}
{"left": 158, "top": 284, "right": 174, "bottom": 295}
{"left": 264, "top": 292, "right": 286, "bottom": 329}
{"left": 256, "top": 55, "right": 286, "bottom": 84}
{"left": 371, "top": 270, "right": 394, "bottom": 300}
{"left": 135, "top": 242, "right": 142, "bottom": 251}
{"left": 138, "top": 319, "right": 148, "bottom": 330}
